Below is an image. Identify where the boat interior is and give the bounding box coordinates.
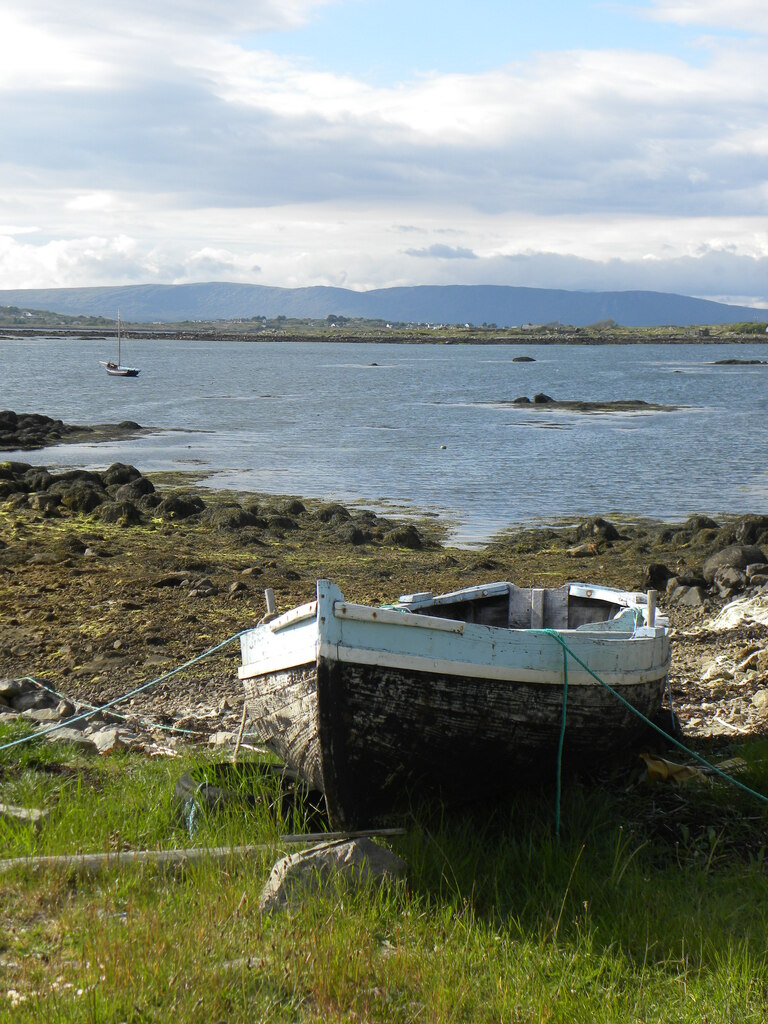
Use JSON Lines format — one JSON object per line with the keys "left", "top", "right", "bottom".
{"left": 395, "top": 582, "right": 649, "bottom": 631}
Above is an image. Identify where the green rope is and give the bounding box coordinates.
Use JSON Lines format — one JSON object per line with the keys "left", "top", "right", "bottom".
{"left": 533, "top": 628, "right": 768, "bottom": 825}
{"left": 0, "top": 629, "right": 250, "bottom": 754}
{"left": 542, "top": 629, "right": 569, "bottom": 837}
{"left": 13, "top": 677, "right": 206, "bottom": 736}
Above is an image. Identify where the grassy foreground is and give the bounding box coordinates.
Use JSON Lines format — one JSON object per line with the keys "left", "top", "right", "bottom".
{"left": 2, "top": 717, "right": 768, "bottom": 1023}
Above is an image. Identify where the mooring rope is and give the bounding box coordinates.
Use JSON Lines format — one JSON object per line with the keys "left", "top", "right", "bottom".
{"left": 4, "top": 623, "right": 768, "bottom": 831}
{"left": 535, "top": 627, "right": 768, "bottom": 835}
{"left": 13, "top": 677, "right": 207, "bottom": 737}
{"left": 0, "top": 629, "right": 250, "bottom": 754}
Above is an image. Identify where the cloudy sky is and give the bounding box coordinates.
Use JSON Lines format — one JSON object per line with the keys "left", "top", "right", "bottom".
{"left": 1, "top": 0, "right": 767, "bottom": 304}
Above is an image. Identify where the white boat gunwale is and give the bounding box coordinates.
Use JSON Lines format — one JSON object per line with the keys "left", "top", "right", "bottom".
{"left": 239, "top": 578, "right": 671, "bottom": 828}
{"left": 239, "top": 579, "right": 669, "bottom": 687}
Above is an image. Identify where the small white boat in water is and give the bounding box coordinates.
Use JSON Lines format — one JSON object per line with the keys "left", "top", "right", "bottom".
{"left": 239, "top": 579, "right": 670, "bottom": 828}
{"left": 100, "top": 311, "right": 140, "bottom": 377}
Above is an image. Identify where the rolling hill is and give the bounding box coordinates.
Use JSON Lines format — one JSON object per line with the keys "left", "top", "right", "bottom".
{"left": 0, "top": 282, "right": 764, "bottom": 328}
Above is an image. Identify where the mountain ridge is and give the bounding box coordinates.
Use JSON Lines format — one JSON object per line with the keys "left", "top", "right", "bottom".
{"left": 0, "top": 282, "right": 764, "bottom": 328}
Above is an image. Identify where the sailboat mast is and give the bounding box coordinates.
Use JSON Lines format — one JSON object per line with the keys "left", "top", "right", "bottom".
{"left": 117, "top": 310, "right": 121, "bottom": 365}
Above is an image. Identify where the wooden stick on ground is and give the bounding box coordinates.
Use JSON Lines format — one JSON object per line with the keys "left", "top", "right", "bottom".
{"left": 0, "top": 829, "right": 407, "bottom": 876}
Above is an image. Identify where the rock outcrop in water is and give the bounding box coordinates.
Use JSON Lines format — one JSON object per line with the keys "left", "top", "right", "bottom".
{"left": 0, "top": 410, "right": 143, "bottom": 451}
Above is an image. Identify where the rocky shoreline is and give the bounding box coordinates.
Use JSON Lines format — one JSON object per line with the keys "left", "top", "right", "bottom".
{"left": 0, "top": 410, "right": 146, "bottom": 451}
{"left": 2, "top": 414, "right": 768, "bottom": 761}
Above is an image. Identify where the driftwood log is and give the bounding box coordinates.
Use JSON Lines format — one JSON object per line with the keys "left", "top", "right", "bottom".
{"left": 0, "top": 829, "right": 406, "bottom": 876}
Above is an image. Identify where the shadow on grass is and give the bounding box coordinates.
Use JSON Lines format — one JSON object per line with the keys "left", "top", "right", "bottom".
{"left": 394, "top": 735, "right": 768, "bottom": 973}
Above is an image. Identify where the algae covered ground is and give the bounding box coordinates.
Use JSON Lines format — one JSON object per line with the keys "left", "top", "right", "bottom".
{"left": 0, "top": 459, "right": 766, "bottom": 732}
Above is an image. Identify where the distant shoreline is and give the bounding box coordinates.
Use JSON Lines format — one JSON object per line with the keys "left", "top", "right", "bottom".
{"left": 2, "top": 325, "right": 768, "bottom": 346}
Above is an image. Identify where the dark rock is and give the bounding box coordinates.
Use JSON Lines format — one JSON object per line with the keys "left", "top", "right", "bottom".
{"left": 138, "top": 492, "right": 163, "bottom": 510}
{"left": 575, "top": 517, "right": 620, "bottom": 542}
{"left": 23, "top": 467, "right": 54, "bottom": 491}
{"left": 276, "top": 498, "right": 306, "bottom": 516}
{"left": 157, "top": 494, "right": 205, "bottom": 520}
{"left": 382, "top": 524, "right": 424, "bottom": 549}
{"left": 57, "top": 483, "right": 107, "bottom": 513}
{"left": 28, "top": 493, "right": 62, "bottom": 515}
{"left": 702, "top": 544, "right": 767, "bottom": 583}
{"left": 0, "top": 461, "right": 32, "bottom": 480}
{"left": 98, "top": 500, "right": 144, "bottom": 525}
{"left": 512, "top": 396, "right": 532, "bottom": 404}
{"left": 641, "top": 563, "right": 672, "bottom": 591}
{"left": 154, "top": 572, "right": 191, "bottom": 588}
{"left": 316, "top": 503, "right": 352, "bottom": 523}
{"left": 202, "top": 504, "right": 261, "bottom": 531}
{"left": 532, "top": 392, "right": 554, "bottom": 404}
{"left": 713, "top": 358, "right": 768, "bottom": 365}
{"left": 114, "top": 477, "right": 155, "bottom": 501}
{"left": 51, "top": 469, "right": 105, "bottom": 488}
{"left": 189, "top": 577, "right": 218, "bottom": 597}
{"left": 734, "top": 516, "right": 768, "bottom": 546}
{"left": 102, "top": 462, "right": 143, "bottom": 487}
{"left": 11, "top": 690, "right": 55, "bottom": 713}
{"left": 713, "top": 565, "right": 747, "bottom": 596}
{"left": 266, "top": 514, "right": 299, "bottom": 532}
{"left": 512, "top": 356, "right": 536, "bottom": 362}
{"left": 337, "top": 523, "right": 370, "bottom": 545}
{"left": 683, "top": 514, "right": 719, "bottom": 534}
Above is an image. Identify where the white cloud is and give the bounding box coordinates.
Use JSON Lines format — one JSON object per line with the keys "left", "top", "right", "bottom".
{"left": 648, "top": 1, "right": 768, "bottom": 33}
{"left": 0, "top": 0, "right": 767, "bottom": 301}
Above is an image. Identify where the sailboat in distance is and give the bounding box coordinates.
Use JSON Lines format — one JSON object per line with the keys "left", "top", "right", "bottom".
{"left": 100, "top": 311, "right": 140, "bottom": 377}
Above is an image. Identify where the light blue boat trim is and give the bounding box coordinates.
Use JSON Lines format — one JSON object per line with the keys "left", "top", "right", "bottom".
{"left": 318, "top": 642, "right": 666, "bottom": 688}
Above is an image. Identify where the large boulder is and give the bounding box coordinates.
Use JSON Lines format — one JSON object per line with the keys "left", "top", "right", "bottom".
{"left": 641, "top": 563, "right": 672, "bottom": 591}
{"left": 22, "top": 467, "right": 54, "bottom": 492}
{"left": 97, "top": 500, "right": 144, "bottom": 526}
{"left": 202, "top": 504, "right": 261, "bottom": 531}
{"left": 102, "top": 462, "right": 143, "bottom": 487}
{"left": 157, "top": 494, "right": 206, "bottom": 520}
{"left": 574, "top": 516, "right": 620, "bottom": 543}
{"left": 52, "top": 482, "right": 107, "bottom": 513}
{"left": 382, "top": 524, "right": 425, "bottom": 550}
{"left": 702, "top": 544, "right": 767, "bottom": 584}
{"left": 114, "top": 477, "right": 155, "bottom": 501}
{"left": 315, "top": 503, "right": 351, "bottom": 524}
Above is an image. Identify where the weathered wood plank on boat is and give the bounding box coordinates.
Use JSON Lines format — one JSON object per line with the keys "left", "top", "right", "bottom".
{"left": 239, "top": 579, "right": 669, "bottom": 828}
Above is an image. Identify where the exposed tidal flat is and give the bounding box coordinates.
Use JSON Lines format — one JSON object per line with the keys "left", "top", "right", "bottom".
{"left": 2, "top": 337, "right": 768, "bottom": 544}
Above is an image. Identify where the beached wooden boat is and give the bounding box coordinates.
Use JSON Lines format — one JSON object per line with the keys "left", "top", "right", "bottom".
{"left": 239, "top": 579, "right": 669, "bottom": 828}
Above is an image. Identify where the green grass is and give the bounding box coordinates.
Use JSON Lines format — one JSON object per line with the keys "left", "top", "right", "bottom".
{"left": 3, "top": 721, "right": 768, "bottom": 1022}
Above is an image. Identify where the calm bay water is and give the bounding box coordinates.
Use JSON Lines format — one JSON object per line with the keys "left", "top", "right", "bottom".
{"left": 1, "top": 336, "right": 767, "bottom": 543}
